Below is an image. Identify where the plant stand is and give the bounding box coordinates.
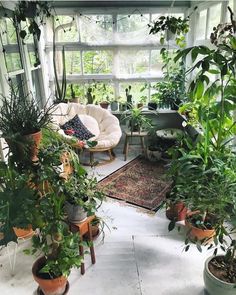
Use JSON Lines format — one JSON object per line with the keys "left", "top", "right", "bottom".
{"left": 69, "top": 215, "right": 96, "bottom": 275}
{"left": 123, "top": 130, "right": 147, "bottom": 161}
{"left": 6, "top": 230, "right": 35, "bottom": 275}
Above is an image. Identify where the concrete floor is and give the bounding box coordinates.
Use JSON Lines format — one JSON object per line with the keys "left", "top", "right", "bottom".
{"left": 0, "top": 145, "right": 212, "bottom": 295}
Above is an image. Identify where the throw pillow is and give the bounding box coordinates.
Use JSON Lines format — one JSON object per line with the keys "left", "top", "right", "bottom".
{"left": 61, "top": 115, "right": 94, "bottom": 140}
{"left": 78, "top": 114, "right": 100, "bottom": 140}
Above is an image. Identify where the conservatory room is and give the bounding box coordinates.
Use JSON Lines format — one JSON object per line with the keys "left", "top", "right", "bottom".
{"left": 0, "top": 0, "right": 235, "bottom": 294}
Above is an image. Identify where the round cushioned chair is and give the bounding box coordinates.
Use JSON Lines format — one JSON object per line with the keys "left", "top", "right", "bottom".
{"left": 51, "top": 103, "right": 122, "bottom": 165}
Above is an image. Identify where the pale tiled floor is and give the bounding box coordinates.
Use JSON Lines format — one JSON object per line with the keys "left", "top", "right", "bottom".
{"left": 0, "top": 145, "right": 212, "bottom": 295}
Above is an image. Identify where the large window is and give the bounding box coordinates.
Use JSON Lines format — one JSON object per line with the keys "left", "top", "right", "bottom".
{"left": 51, "top": 10, "right": 185, "bottom": 102}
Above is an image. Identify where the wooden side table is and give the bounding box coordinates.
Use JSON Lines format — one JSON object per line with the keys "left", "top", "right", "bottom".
{"left": 69, "top": 215, "right": 96, "bottom": 275}
{"left": 123, "top": 130, "right": 148, "bottom": 161}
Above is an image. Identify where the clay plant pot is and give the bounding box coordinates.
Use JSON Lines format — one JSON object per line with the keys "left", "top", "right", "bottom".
{"left": 100, "top": 102, "right": 109, "bottom": 109}
{"left": 32, "top": 257, "right": 68, "bottom": 295}
{"left": 204, "top": 255, "right": 236, "bottom": 295}
{"left": 13, "top": 225, "right": 34, "bottom": 239}
{"left": 166, "top": 201, "right": 187, "bottom": 222}
{"left": 24, "top": 130, "right": 42, "bottom": 162}
{"left": 185, "top": 212, "right": 215, "bottom": 244}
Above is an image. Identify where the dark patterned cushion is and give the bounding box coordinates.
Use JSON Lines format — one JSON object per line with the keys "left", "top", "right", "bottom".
{"left": 61, "top": 115, "right": 94, "bottom": 140}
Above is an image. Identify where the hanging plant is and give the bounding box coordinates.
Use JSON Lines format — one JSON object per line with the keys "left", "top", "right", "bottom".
{"left": 13, "top": 1, "right": 52, "bottom": 42}
{"left": 148, "top": 7, "right": 197, "bottom": 47}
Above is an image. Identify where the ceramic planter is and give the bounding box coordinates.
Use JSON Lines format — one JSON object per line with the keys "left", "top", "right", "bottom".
{"left": 148, "top": 102, "right": 157, "bottom": 110}
{"left": 204, "top": 255, "right": 236, "bottom": 295}
{"left": 64, "top": 202, "right": 87, "bottom": 224}
{"left": 166, "top": 201, "right": 187, "bottom": 221}
{"left": 146, "top": 148, "right": 162, "bottom": 162}
{"left": 32, "top": 257, "right": 68, "bottom": 295}
{"left": 110, "top": 101, "right": 119, "bottom": 111}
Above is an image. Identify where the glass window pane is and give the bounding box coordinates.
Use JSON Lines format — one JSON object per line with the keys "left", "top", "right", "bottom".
{"left": 196, "top": 9, "right": 207, "bottom": 40}
{"left": 117, "top": 14, "right": 149, "bottom": 32}
{"left": 118, "top": 50, "right": 149, "bottom": 76}
{"left": 0, "top": 18, "right": 18, "bottom": 44}
{"left": 207, "top": 3, "right": 222, "bottom": 38}
{"left": 0, "top": 18, "right": 22, "bottom": 72}
{"left": 65, "top": 51, "right": 81, "bottom": 74}
{"left": 119, "top": 82, "right": 148, "bottom": 105}
{"left": 83, "top": 51, "right": 112, "bottom": 74}
{"left": 55, "top": 16, "right": 78, "bottom": 42}
{"left": 65, "top": 83, "right": 87, "bottom": 103}
{"left": 150, "top": 50, "right": 163, "bottom": 76}
{"left": 80, "top": 15, "right": 113, "bottom": 44}
{"left": 116, "top": 14, "right": 150, "bottom": 44}
{"left": 5, "top": 53, "right": 22, "bottom": 72}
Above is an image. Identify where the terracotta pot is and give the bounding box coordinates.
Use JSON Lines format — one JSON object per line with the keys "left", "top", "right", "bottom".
{"left": 13, "top": 225, "right": 34, "bottom": 238}
{"left": 185, "top": 212, "right": 215, "bottom": 243}
{"left": 166, "top": 202, "right": 187, "bottom": 221}
{"left": 100, "top": 102, "right": 109, "bottom": 109}
{"left": 24, "top": 130, "right": 42, "bottom": 162}
{"left": 32, "top": 257, "right": 67, "bottom": 295}
{"left": 204, "top": 255, "right": 236, "bottom": 295}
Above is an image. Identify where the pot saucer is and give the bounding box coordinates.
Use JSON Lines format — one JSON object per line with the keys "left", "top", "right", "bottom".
{"left": 37, "top": 281, "right": 69, "bottom": 295}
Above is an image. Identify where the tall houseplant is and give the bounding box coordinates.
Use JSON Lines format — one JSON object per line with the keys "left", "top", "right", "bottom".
{"left": 169, "top": 10, "right": 236, "bottom": 293}
{"left": 0, "top": 83, "right": 54, "bottom": 162}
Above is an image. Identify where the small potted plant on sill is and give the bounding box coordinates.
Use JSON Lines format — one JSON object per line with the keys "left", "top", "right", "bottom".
{"left": 69, "top": 84, "right": 79, "bottom": 103}
{"left": 0, "top": 82, "right": 54, "bottom": 163}
{"left": 125, "top": 85, "right": 133, "bottom": 109}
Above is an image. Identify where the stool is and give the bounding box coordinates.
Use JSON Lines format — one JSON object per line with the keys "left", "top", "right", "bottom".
{"left": 123, "top": 130, "right": 148, "bottom": 161}
{"left": 69, "top": 215, "right": 96, "bottom": 275}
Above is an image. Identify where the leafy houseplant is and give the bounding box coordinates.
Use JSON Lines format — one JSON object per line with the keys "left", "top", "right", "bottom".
{"left": 168, "top": 13, "right": 236, "bottom": 292}
{"left": 63, "top": 173, "right": 105, "bottom": 223}
{"left": 0, "top": 162, "right": 37, "bottom": 246}
{"left": 121, "top": 108, "right": 152, "bottom": 133}
{"left": 0, "top": 83, "right": 54, "bottom": 162}
{"left": 26, "top": 134, "right": 88, "bottom": 294}
{"left": 148, "top": 14, "right": 191, "bottom": 47}
{"left": 153, "top": 49, "right": 187, "bottom": 110}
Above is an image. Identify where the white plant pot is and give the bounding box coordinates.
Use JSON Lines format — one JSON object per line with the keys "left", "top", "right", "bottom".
{"left": 204, "top": 255, "right": 236, "bottom": 295}
{"left": 166, "top": 30, "right": 175, "bottom": 41}
{"left": 65, "top": 202, "right": 87, "bottom": 223}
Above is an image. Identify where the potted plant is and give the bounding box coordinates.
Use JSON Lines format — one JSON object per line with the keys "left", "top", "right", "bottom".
{"left": 168, "top": 13, "right": 236, "bottom": 291}
{"left": 148, "top": 10, "right": 195, "bottom": 47}
{"left": 0, "top": 83, "right": 54, "bottom": 163}
{"left": 121, "top": 107, "right": 152, "bottom": 133}
{"left": 63, "top": 173, "right": 104, "bottom": 223}
{"left": 69, "top": 84, "right": 79, "bottom": 103}
{"left": 0, "top": 161, "right": 37, "bottom": 246}
{"left": 125, "top": 85, "right": 133, "bottom": 109}
{"left": 26, "top": 135, "right": 87, "bottom": 294}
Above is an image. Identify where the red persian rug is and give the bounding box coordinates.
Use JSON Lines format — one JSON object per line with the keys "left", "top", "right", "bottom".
{"left": 98, "top": 156, "right": 172, "bottom": 211}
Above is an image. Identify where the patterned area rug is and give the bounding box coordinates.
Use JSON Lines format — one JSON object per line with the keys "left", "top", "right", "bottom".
{"left": 98, "top": 156, "right": 172, "bottom": 211}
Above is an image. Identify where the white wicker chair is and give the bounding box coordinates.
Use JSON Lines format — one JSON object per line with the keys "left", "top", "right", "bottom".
{"left": 51, "top": 103, "right": 122, "bottom": 165}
